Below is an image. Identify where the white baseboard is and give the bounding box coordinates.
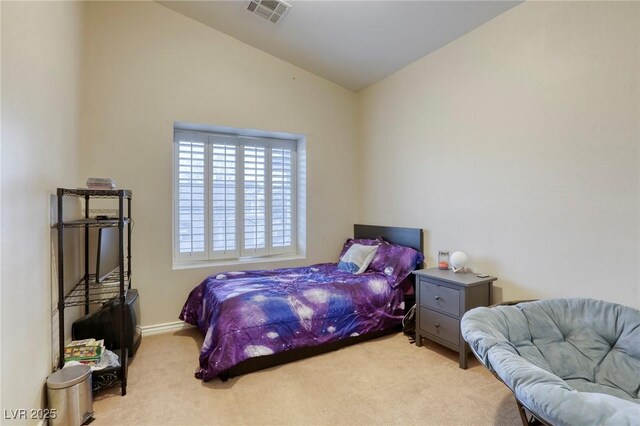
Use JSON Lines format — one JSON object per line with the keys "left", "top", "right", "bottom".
{"left": 138, "top": 321, "right": 194, "bottom": 337}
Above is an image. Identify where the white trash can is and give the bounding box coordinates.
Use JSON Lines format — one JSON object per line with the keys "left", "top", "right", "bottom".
{"left": 46, "top": 365, "right": 93, "bottom": 426}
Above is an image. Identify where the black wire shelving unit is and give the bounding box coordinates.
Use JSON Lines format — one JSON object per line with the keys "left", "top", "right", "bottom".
{"left": 55, "top": 188, "right": 132, "bottom": 396}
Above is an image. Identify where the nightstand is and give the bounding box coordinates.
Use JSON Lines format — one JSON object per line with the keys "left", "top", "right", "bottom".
{"left": 412, "top": 268, "right": 496, "bottom": 369}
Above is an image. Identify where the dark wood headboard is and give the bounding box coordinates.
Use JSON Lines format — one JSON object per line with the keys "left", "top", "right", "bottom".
{"left": 353, "top": 224, "right": 423, "bottom": 253}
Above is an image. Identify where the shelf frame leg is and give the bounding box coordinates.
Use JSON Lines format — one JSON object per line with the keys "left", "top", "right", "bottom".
{"left": 84, "top": 195, "right": 90, "bottom": 315}
{"left": 127, "top": 197, "right": 132, "bottom": 290}
{"left": 57, "top": 190, "right": 65, "bottom": 369}
{"left": 118, "top": 192, "right": 127, "bottom": 396}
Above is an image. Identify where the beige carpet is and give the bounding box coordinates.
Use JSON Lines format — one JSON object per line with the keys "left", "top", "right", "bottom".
{"left": 92, "top": 329, "right": 520, "bottom": 425}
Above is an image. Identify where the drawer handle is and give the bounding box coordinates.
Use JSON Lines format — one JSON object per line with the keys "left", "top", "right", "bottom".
{"left": 434, "top": 296, "right": 441, "bottom": 301}
{"left": 434, "top": 323, "right": 440, "bottom": 328}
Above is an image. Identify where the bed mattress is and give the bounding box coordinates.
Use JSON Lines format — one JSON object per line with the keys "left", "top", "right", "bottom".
{"left": 180, "top": 263, "right": 406, "bottom": 381}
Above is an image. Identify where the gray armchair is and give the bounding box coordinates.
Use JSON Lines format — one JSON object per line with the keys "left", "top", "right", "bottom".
{"left": 461, "top": 298, "right": 640, "bottom": 426}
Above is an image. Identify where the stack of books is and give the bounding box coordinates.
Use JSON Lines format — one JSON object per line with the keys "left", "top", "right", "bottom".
{"left": 86, "top": 177, "right": 116, "bottom": 190}
{"left": 64, "top": 338, "right": 105, "bottom": 366}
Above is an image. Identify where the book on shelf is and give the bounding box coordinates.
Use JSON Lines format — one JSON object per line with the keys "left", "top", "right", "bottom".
{"left": 64, "top": 338, "right": 105, "bottom": 365}
{"left": 86, "top": 177, "right": 116, "bottom": 190}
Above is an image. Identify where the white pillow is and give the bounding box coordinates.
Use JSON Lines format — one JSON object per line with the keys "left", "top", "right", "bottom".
{"left": 338, "top": 243, "right": 379, "bottom": 274}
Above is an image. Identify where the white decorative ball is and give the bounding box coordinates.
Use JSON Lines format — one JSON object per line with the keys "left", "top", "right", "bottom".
{"left": 450, "top": 251, "right": 469, "bottom": 270}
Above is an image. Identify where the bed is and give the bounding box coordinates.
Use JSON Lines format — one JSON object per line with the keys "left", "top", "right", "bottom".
{"left": 179, "top": 224, "right": 424, "bottom": 381}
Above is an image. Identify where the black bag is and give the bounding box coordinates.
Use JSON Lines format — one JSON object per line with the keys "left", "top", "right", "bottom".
{"left": 402, "top": 304, "right": 416, "bottom": 343}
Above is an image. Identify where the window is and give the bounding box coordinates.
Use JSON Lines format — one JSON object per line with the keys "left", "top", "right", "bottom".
{"left": 174, "top": 129, "right": 298, "bottom": 263}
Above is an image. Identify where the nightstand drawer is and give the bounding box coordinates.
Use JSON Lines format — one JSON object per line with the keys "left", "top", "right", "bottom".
{"left": 419, "top": 307, "right": 459, "bottom": 346}
{"left": 419, "top": 280, "right": 460, "bottom": 317}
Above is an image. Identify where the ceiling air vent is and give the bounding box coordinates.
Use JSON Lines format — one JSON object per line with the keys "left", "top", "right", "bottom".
{"left": 247, "top": 0, "right": 291, "bottom": 23}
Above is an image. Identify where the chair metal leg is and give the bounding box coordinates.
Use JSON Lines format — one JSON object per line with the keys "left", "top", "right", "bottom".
{"left": 515, "top": 398, "right": 545, "bottom": 426}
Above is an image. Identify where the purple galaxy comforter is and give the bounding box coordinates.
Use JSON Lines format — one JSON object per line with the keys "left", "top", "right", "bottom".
{"left": 179, "top": 263, "right": 406, "bottom": 381}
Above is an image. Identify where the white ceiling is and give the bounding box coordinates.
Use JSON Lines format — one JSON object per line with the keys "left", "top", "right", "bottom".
{"left": 157, "top": 1, "right": 522, "bottom": 92}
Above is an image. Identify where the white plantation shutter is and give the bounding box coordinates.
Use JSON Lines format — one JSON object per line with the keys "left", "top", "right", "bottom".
{"left": 174, "top": 129, "right": 297, "bottom": 262}
{"left": 175, "top": 131, "right": 208, "bottom": 261}
{"left": 211, "top": 136, "right": 239, "bottom": 258}
{"left": 270, "top": 140, "right": 295, "bottom": 254}
{"left": 241, "top": 140, "right": 267, "bottom": 256}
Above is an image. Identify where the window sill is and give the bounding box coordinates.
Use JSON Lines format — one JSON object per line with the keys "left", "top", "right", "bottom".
{"left": 173, "top": 254, "right": 307, "bottom": 271}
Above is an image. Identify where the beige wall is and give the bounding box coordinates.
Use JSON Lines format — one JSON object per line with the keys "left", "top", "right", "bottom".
{"left": 358, "top": 1, "right": 639, "bottom": 307}
{"left": 1, "top": 0, "right": 83, "bottom": 417}
{"left": 80, "top": 1, "right": 358, "bottom": 326}
{"left": 0, "top": 0, "right": 4, "bottom": 413}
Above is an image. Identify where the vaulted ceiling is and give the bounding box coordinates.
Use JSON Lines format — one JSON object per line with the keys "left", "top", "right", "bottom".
{"left": 158, "top": 1, "right": 522, "bottom": 92}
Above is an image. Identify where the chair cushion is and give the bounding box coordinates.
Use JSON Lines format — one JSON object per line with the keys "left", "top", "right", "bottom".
{"left": 461, "top": 298, "right": 640, "bottom": 426}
